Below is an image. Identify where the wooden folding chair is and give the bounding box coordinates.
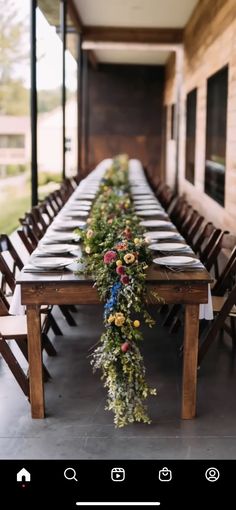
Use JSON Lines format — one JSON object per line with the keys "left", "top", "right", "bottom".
{"left": 0, "top": 290, "right": 53, "bottom": 397}
{"left": 0, "top": 234, "right": 62, "bottom": 336}
{"left": 198, "top": 237, "right": 236, "bottom": 364}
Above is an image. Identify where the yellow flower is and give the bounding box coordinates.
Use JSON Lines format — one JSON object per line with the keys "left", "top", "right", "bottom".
{"left": 85, "top": 245, "right": 91, "bottom": 254}
{"left": 107, "top": 314, "right": 115, "bottom": 324}
{"left": 133, "top": 320, "right": 140, "bottom": 328}
{"left": 124, "top": 253, "right": 135, "bottom": 265}
{"left": 126, "top": 220, "right": 131, "bottom": 225}
{"left": 134, "top": 238, "right": 142, "bottom": 246}
{"left": 87, "top": 218, "right": 92, "bottom": 224}
{"left": 103, "top": 185, "right": 108, "bottom": 191}
{"left": 116, "top": 259, "right": 123, "bottom": 267}
{"left": 86, "top": 229, "right": 94, "bottom": 239}
{"left": 114, "top": 312, "right": 125, "bottom": 327}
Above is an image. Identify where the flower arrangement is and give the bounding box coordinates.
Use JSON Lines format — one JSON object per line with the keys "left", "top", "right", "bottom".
{"left": 75, "top": 154, "right": 160, "bottom": 427}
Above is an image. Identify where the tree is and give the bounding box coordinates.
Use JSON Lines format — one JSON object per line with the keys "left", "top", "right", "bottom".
{"left": 0, "top": 0, "right": 29, "bottom": 114}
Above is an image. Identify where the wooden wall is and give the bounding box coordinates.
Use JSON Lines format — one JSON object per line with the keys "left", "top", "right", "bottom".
{"left": 85, "top": 64, "right": 164, "bottom": 178}
{"left": 164, "top": 0, "right": 236, "bottom": 233}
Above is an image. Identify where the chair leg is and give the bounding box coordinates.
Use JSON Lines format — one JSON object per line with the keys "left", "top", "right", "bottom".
{"left": 59, "top": 305, "right": 77, "bottom": 326}
{"left": 162, "top": 304, "right": 180, "bottom": 327}
{"left": 42, "top": 333, "right": 57, "bottom": 357}
{"left": 48, "top": 314, "right": 63, "bottom": 336}
{"left": 0, "top": 340, "right": 29, "bottom": 397}
{"left": 14, "top": 338, "right": 52, "bottom": 382}
{"left": 69, "top": 305, "right": 77, "bottom": 313}
{"left": 230, "top": 318, "right": 236, "bottom": 347}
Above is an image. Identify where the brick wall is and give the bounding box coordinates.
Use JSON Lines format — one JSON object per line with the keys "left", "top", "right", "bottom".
{"left": 164, "top": 0, "right": 236, "bottom": 233}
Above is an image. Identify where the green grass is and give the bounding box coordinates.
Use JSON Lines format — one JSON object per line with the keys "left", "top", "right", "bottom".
{"left": 0, "top": 177, "right": 60, "bottom": 235}
{"left": 0, "top": 192, "right": 31, "bottom": 235}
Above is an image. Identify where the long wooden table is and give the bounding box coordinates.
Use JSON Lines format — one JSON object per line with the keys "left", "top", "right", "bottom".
{"left": 18, "top": 263, "right": 211, "bottom": 419}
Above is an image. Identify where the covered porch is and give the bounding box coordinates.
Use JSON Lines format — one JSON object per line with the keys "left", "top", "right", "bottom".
{"left": 0, "top": 0, "right": 236, "bottom": 460}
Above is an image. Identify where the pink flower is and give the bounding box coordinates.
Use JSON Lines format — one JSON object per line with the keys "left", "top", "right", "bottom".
{"left": 116, "top": 265, "right": 125, "bottom": 275}
{"left": 121, "top": 274, "right": 129, "bottom": 285}
{"left": 103, "top": 250, "right": 117, "bottom": 264}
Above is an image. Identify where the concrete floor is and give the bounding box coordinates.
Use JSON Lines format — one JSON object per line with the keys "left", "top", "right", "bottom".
{"left": 1, "top": 305, "right": 236, "bottom": 459}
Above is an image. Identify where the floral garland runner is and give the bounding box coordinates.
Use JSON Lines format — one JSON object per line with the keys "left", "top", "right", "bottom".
{"left": 76, "top": 155, "right": 159, "bottom": 427}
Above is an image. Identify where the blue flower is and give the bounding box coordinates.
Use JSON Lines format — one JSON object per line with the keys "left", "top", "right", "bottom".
{"left": 104, "top": 282, "right": 122, "bottom": 318}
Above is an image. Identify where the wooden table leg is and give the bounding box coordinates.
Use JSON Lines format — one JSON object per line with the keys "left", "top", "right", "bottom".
{"left": 26, "top": 304, "right": 45, "bottom": 418}
{"left": 181, "top": 304, "right": 199, "bottom": 419}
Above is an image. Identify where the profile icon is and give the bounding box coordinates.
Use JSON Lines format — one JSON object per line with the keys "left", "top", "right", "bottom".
{"left": 205, "top": 467, "right": 220, "bottom": 482}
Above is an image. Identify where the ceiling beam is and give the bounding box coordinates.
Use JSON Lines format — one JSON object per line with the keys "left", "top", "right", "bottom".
{"left": 67, "top": 0, "right": 83, "bottom": 33}
{"left": 67, "top": 0, "right": 98, "bottom": 67}
{"left": 83, "top": 26, "right": 184, "bottom": 45}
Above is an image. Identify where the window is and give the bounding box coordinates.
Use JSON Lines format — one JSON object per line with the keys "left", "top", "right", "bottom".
{"left": 185, "top": 88, "right": 197, "bottom": 184}
{"left": 205, "top": 66, "right": 228, "bottom": 206}
{"left": 170, "top": 104, "right": 175, "bottom": 140}
{"left": 0, "top": 134, "right": 25, "bottom": 148}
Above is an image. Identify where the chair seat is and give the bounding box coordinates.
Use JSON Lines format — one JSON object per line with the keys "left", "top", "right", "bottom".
{"left": 0, "top": 314, "right": 47, "bottom": 339}
{"left": 212, "top": 296, "right": 236, "bottom": 316}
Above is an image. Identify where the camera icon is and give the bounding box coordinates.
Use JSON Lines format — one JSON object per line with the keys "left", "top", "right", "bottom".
{"left": 158, "top": 467, "right": 172, "bottom": 482}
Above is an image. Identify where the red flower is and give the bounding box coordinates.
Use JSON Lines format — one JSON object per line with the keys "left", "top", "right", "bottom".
{"left": 116, "top": 265, "right": 125, "bottom": 275}
{"left": 121, "top": 274, "right": 129, "bottom": 285}
{"left": 103, "top": 250, "right": 117, "bottom": 264}
{"left": 123, "top": 228, "right": 132, "bottom": 240}
{"left": 121, "top": 342, "right": 130, "bottom": 353}
{"left": 115, "top": 241, "right": 128, "bottom": 251}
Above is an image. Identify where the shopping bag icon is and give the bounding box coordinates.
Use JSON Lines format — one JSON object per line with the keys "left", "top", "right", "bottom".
{"left": 158, "top": 467, "right": 172, "bottom": 482}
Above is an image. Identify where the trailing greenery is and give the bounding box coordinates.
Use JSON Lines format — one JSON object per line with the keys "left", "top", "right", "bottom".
{"left": 75, "top": 154, "right": 159, "bottom": 427}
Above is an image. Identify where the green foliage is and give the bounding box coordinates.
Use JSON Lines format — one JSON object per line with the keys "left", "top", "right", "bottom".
{"left": 0, "top": 0, "right": 29, "bottom": 115}
{"left": 5, "top": 164, "right": 26, "bottom": 176}
{"left": 75, "top": 154, "right": 159, "bottom": 427}
{"left": 38, "top": 172, "right": 62, "bottom": 186}
{"left": 37, "top": 88, "right": 74, "bottom": 113}
{"left": 0, "top": 188, "right": 30, "bottom": 235}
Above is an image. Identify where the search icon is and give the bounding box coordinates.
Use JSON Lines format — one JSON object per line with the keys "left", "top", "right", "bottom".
{"left": 64, "top": 467, "right": 78, "bottom": 482}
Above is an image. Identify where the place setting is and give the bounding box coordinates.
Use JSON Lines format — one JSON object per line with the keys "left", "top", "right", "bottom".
{"left": 152, "top": 255, "right": 205, "bottom": 272}
{"left": 148, "top": 242, "right": 194, "bottom": 255}
{"left": 144, "top": 230, "right": 185, "bottom": 242}
{"left": 134, "top": 204, "right": 164, "bottom": 210}
{"left": 41, "top": 231, "right": 80, "bottom": 244}
{"left": 140, "top": 219, "right": 176, "bottom": 229}
{"left": 48, "top": 219, "right": 86, "bottom": 231}
{"left": 23, "top": 256, "right": 76, "bottom": 274}
{"left": 34, "top": 243, "right": 81, "bottom": 257}
{"left": 136, "top": 209, "right": 169, "bottom": 219}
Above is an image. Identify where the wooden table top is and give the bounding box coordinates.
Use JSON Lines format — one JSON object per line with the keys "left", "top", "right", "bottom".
{"left": 17, "top": 261, "right": 212, "bottom": 285}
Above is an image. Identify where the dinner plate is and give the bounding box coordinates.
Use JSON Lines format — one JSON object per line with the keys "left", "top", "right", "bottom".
{"left": 51, "top": 220, "right": 86, "bottom": 230}
{"left": 65, "top": 205, "right": 90, "bottom": 212}
{"left": 140, "top": 220, "right": 174, "bottom": 228}
{"left": 42, "top": 232, "right": 79, "bottom": 243}
{"left": 144, "top": 231, "right": 182, "bottom": 240}
{"left": 135, "top": 204, "right": 163, "bottom": 210}
{"left": 38, "top": 244, "right": 75, "bottom": 255}
{"left": 153, "top": 256, "right": 199, "bottom": 266}
{"left": 59, "top": 211, "right": 89, "bottom": 219}
{"left": 75, "top": 194, "right": 96, "bottom": 199}
{"left": 30, "top": 257, "right": 73, "bottom": 269}
{"left": 67, "top": 200, "right": 91, "bottom": 206}
{"left": 137, "top": 210, "right": 168, "bottom": 217}
{"left": 132, "top": 193, "right": 154, "bottom": 197}
{"left": 149, "top": 243, "right": 187, "bottom": 252}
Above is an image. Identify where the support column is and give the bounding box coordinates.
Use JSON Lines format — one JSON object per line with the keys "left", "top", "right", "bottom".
{"left": 82, "top": 50, "right": 89, "bottom": 174}
{"left": 77, "top": 33, "right": 83, "bottom": 175}
{"left": 60, "top": 0, "right": 67, "bottom": 180}
{"left": 30, "top": 0, "right": 38, "bottom": 206}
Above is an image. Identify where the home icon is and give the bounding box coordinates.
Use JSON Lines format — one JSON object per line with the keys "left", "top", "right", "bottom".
{"left": 16, "top": 468, "right": 31, "bottom": 483}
